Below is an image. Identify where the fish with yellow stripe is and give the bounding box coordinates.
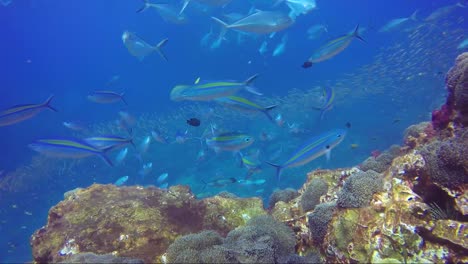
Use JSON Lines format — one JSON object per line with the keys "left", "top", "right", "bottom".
{"left": 29, "top": 138, "right": 114, "bottom": 166}
{"left": 170, "top": 74, "right": 262, "bottom": 102}
{"left": 302, "top": 25, "right": 364, "bottom": 68}
{"left": 266, "top": 129, "right": 346, "bottom": 181}
{"left": 83, "top": 135, "right": 135, "bottom": 150}
{"left": 215, "top": 95, "right": 277, "bottom": 122}
{"left": 0, "top": 95, "right": 57, "bottom": 127}
{"left": 206, "top": 132, "right": 254, "bottom": 152}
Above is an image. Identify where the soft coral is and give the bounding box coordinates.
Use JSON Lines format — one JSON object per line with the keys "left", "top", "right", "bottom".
{"left": 431, "top": 104, "right": 452, "bottom": 130}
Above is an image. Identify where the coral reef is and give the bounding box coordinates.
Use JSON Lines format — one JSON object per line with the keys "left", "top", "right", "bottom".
{"left": 30, "top": 53, "right": 468, "bottom": 264}
{"left": 307, "top": 202, "right": 336, "bottom": 244}
{"left": 337, "top": 170, "right": 383, "bottom": 208}
{"left": 444, "top": 52, "right": 468, "bottom": 127}
{"left": 268, "top": 188, "right": 299, "bottom": 209}
{"left": 360, "top": 145, "right": 400, "bottom": 173}
{"left": 166, "top": 215, "right": 296, "bottom": 264}
{"left": 419, "top": 130, "right": 468, "bottom": 190}
{"left": 300, "top": 178, "right": 328, "bottom": 212}
{"left": 30, "top": 184, "right": 266, "bottom": 263}
{"left": 59, "top": 252, "right": 144, "bottom": 263}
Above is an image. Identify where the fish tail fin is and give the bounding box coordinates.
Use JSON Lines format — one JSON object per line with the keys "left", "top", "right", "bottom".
{"left": 410, "top": 9, "right": 419, "bottom": 21}
{"left": 136, "top": 0, "right": 149, "bottom": 13}
{"left": 201, "top": 180, "right": 208, "bottom": 190}
{"left": 43, "top": 95, "right": 58, "bottom": 112}
{"left": 265, "top": 161, "right": 282, "bottom": 182}
{"left": 101, "top": 146, "right": 114, "bottom": 167}
{"left": 244, "top": 74, "right": 263, "bottom": 96}
{"left": 263, "top": 105, "right": 278, "bottom": 122}
{"left": 211, "top": 17, "right": 229, "bottom": 44}
{"left": 319, "top": 109, "right": 326, "bottom": 120}
{"left": 180, "top": 0, "right": 190, "bottom": 15}
{"left": 353, "top": 24, "right": 366, "bottom": 43}
{"left": 120, "top": 92, "right": 128, "bottom": 105}
{"left": 230, "top": 177, "right": 238, "bottom": 183}
{"left": 129, "top": 138, "right": 136, "bottom": 149}
{"left": 211, "top": 16, "right": 229, "bottom": 29}
{"left": 154, "top": 38, "right": 169, "bottom": 61}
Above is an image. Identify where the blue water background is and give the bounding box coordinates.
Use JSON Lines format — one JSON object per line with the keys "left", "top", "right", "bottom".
{"left": 0, "top": 0, "right": 465, "bottom": 262}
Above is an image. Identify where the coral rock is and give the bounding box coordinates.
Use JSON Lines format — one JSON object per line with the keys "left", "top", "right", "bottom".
{"left": 30, "top": 184, "right": 266, "bottom": 263}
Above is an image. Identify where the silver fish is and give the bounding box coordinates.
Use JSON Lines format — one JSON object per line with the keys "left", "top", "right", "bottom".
{"left": 137, "top": 0, "right": 188, "bottom": 24}
{"left": 212, "top": 10, "right": 294, "bottom": 36}
{"left": 378, "top": 10, "right": 418, "bottom": 32}
{"left": 273, "top": 34, "right": 288, "bottom": 56}
{"left": 122, "top": 31, "right": 168, "bottom": 61}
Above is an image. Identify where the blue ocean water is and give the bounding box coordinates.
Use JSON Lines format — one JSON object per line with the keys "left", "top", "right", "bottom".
{"left": 0, "top": 0, "right": 466, "bottom": 262}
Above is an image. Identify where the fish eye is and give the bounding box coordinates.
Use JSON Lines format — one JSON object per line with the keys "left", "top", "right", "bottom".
{"left": 245, "top": 138, "right": 251, "bottom": 142}
{"left": 337, "top": 134, "right": 341, "bottom": 138}
{"left": 326, "top": 145, "right": 330, "bottom": 149}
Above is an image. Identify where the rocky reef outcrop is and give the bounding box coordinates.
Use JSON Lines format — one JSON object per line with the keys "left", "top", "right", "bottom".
{"left": 30, "top": 53, "right": 468, "bottom": 263}
{"left": 30, "top": 185, "right": 266, "bottom": 263}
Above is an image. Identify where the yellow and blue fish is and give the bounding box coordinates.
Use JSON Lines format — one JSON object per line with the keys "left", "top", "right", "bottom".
{"left": 206, "top": 132, "right": 254, "bottom": 152}
{"left": 266, "top": 129, "right": 346, "bottom": 181}
{"left": 302, "top": 25, "right": 364, "bottom": 68}
{"left": 83, "top": 135, "right": 135, "bottom": 150}
{"left": 0, "top": 95, "right": 57, "bottom": 127}
{"left": 170, "top": 74, "right": 261, "bottom": 102}
{"left": 215, "top": 95, "right": 277, "bottom": 122}
{"left": 29, "top": 138, "right": 114, "bottom": 166}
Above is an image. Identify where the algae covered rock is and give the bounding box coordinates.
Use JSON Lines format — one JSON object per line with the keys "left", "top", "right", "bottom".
{"left": 30, "top": 184, "right": 266, "bottom": 263}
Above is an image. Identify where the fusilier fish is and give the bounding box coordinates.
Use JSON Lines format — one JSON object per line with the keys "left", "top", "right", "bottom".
{"left": 302, "top": 25, "right": 364, "bottom": 68}
{"left": 115, "top": 147, "right": 128, "bottom": 164}
{"left": 170, "top": 74, "right": 261, "bottom": 102}
{"left": 312, "top": 86, "right": 335, "bottom": 120}
{"left": 266, "top": 129, "right": 346, "bottom": 181}
{"left": 378, "top": 10, "right": 418, "bottom": 32}
{"left": 215, "top": 95, "right": 277, "bottom": 122}
{"left": 156, "top": 172, "right": 169, "bottom": 184}
{"left": 84, "top": 135, "right": 134, "bottom": 150}
{"left": 29, "top": 138, "right": 114, "bottom": 166}
{"left": 206, "top": 132, "right": 254, "bottom": 152}
{"left": 0, "top": 95, "right": 57, "bottom": 127}
{"left": 122, "top": 31, "right": 168, "bottom": 61}
{"left": 87, "top": 91, "right": 127, "bottom": 105}
{"left": 272, "top": 34, "right": 288, "bottom": 57}
{"left": 425, "top": 2, "right": 465, "bottom": 22}
{"left": 202, "top": 177, "right": 237, "bottom": 189}
{"left": 114, "top": 176, "right": 129, "bottom": 186}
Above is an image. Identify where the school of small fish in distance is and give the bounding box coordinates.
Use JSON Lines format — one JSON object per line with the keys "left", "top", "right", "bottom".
{"left": 1, "top": 0, "right": 467, "bottom": 192}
